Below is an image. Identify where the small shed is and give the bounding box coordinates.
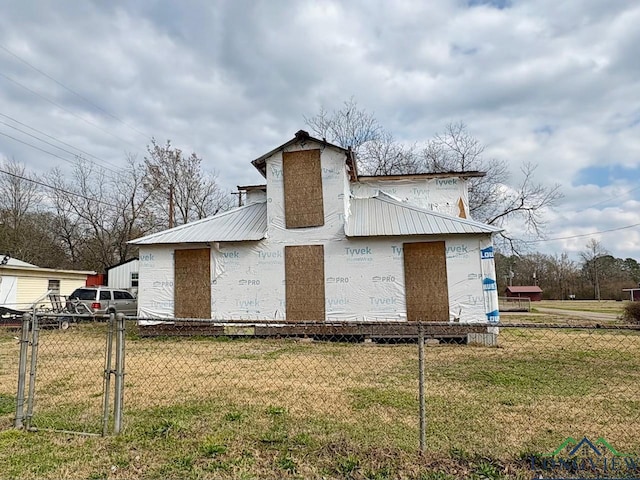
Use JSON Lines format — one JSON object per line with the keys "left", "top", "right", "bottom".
{"left": 505, "top": 285, "right": 543, "bottom": 302}
{"left": 622, "top": 288, "right": 640, "bottom": 301}
{"left": 106, "top": 258, "right": 139, "bottom": 293}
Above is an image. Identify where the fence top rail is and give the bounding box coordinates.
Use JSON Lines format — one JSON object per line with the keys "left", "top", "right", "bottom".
{"left": 126, "top": 317, "right": 640, "bottom": 332}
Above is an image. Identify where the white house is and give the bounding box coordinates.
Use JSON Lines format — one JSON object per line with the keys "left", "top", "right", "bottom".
{"left": 106, "top": 258, "right": 139, "bottom": 294}
{"left": 130, "top": 130, "right": 501, "bottom": 323}
{"left": 0, "top": 256, "right": 95, "bottom": 310}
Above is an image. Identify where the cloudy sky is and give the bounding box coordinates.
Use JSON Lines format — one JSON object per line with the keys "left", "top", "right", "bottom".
{"left": 1, "top": 0, "right": 639, "bottom": 261}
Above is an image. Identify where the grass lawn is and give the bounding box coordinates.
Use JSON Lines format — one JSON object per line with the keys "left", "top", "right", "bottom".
{"left": 535, "top": 299, "right": 628, "bottom": 315}
{"left": 1, "top": 322, "right": 639, "bottom": 479}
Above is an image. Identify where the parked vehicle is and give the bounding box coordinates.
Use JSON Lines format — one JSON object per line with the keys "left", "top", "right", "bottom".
{"left": 67, "top": 287, "right": 138, "bottom": 317}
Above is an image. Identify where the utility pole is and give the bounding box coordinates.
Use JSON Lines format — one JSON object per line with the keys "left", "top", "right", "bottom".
{"left": 594, "top": 256, "right": 601, "bottom": 301}
{"left": 168, "top": 183, "right": 175, "bottom": 228}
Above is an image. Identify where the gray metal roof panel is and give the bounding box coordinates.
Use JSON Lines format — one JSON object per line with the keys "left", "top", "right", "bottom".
{"left": 345, "top": 193, "right": 502, "bottom": 237}
{"left": 130, "top": 202, "right": 267, "bottom": 245}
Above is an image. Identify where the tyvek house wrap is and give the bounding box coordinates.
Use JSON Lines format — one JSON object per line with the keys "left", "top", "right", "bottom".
{"left": 137, "top": 142, "right": 500, "bottom": 323}
{"left": 351, "top": 177, "right": 470, "bottom": 218}
{"left": 137, "top": 235, "right": 494, "bottom": 322}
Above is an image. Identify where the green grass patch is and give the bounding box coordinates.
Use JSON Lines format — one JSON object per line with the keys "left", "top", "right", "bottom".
{"left": 0, "top": 393, "right": 14, "bottom": 415}
{"left": 350, "top": 387, "right": 417, "bottom": 411}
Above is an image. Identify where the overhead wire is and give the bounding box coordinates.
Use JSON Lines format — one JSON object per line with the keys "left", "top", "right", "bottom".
{"left": 0, "top": 112, "right": 126, "bottom": 173}
{"left": 0, "top": 44, "right": 151, "bottom": 141}
{"left": 0, "top": 71, "right": 142, "bottom": 152}
{"left": 523, "top": 222, "right": 640, "bottom": 244}
{"left": 0, "top": 120, "right": 122, "bottom": 176}
{"left": 0, "top": 166, "right": 121, "bottom": 208}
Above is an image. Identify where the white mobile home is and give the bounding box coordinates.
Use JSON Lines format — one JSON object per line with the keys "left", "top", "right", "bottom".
{"left": 131, "top": 131, "right": 501, "bottom": 323}
{"left": 0, "top": 256, "right": 94, "bottom": 310}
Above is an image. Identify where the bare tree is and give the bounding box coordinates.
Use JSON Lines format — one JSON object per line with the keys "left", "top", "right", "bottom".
{"left": 47, "top": 157, "right": 158, "bottom": 271}
{"left": 304, "top": 97, "right": 383, "bottom": 153}
{"left": 306, "top": 103, "right": 562, "bottom": 245}
{"left": 420, "top": 122, "right": 562, "bottom": 249}
{"left": 144, "top": 139, "right": 231, "bottom": 227}
{"left": 580, "top": 239, "right": 608, "bottom": 300}
{"left": 0, "top": 157, "right": 42, "bottom": 261}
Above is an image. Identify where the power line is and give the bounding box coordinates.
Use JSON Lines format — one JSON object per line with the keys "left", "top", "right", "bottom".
{"left": 0, "top": 112, "right": 123, "bottom": 171}
{"left": 580, "top": 184, "right": 640, "bottom": 210}
{"left": 0, "top": 71, "right": 141, "bottom": 151}
{"left": 524, "top": 222, "right": 640, "bottom": 243}
{"left": 0, "top": 166, "right": 120, "bottom": 208}
{"left": 0, "top": 120, "right": 121, "bottom": 176}
{"left": 0, "top": 44, "right": 151, "bottom": 141}
{"left": 0, "top": 130, "right": 87, "bottom": 166}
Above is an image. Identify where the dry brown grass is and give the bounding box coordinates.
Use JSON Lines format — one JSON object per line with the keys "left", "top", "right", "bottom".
{"left": 1, "top": 322, "right": 640, "bottom": 479}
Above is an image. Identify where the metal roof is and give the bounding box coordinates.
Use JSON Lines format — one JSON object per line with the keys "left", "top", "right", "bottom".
{"left": 1, "top": 256, "right": 37, "bottom": 267}
{"left": 506, "top": 286, "right": 543, "bottom": 293}
{"left": 130, "top": 201, "right": 267, "bottom": 245}
{"left": 345, "top": 193, "right": 502, "bottom": 237}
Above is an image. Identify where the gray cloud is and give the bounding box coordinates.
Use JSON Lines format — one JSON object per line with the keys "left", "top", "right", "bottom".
{"left": 0, "top": 0, "right": 638, "bottom": 259}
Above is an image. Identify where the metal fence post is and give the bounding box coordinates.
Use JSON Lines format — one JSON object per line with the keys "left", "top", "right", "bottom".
{"left": 113, "top": 313, "right": 126, "bottom": 434}
{"left": 25, "top": 312, "right": 40, "bottom": 429}
{"left": 418, "top": 322, "right": 426, "bottom": 453}
{"left": 102, "top": 313, "right": 115, "bottom": 436}
{"left": 14, "top": 312, "right": 31, "bottom": 429}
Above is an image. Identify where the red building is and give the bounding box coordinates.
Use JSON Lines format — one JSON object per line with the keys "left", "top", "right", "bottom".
{"left": 505, "top": 285, "right": 543, "bottom": 302}
{"left": 623, "top": 288, "right": 640, "bottom": 301}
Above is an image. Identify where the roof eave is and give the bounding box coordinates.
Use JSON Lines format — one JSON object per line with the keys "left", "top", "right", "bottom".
{"left": 251, "top": 130, "right": 349, "bottom": 178}
{"left": 356, "top": 171, "right": 486, "bottom": 181}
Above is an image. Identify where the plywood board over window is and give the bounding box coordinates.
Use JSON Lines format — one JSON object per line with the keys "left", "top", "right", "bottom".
{"left": 283, "top": 149, "right": 324, "bottom": 228}
{"left": 404, "top": 241, "right": 449, "bottom": 322}
{"left": 174, "top": 248, "right": 211, "bottom": 319}
{"left": 285, "top": 245, "right": 325, "bottom": 322}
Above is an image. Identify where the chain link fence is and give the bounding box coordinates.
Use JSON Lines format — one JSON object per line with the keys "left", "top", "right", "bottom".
{"left": 3, "top": 314, "right": 640, "bottom": 465}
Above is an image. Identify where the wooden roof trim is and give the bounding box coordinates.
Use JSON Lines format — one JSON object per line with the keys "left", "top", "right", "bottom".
{"left": 357, "top": 171, "right": 486, "bottom": 181}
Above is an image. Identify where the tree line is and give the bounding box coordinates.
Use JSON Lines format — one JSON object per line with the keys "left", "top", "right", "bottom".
{"left": 0, "top": 140, "right": 231, "bottom": 272}
{"left": 495, "top": 239, "right": 640, "bottom": 300}
{"left": 1, "top": 99, "right": 637, "bottom": 299}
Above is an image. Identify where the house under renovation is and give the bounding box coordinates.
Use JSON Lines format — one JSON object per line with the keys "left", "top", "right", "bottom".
{"left": 131, "top": 130, "right": 502, "bottom": 326}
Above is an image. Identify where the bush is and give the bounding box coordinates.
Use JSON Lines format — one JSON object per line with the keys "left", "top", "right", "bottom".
{"left": 622, "top": 302, "right": 640, "bottom": 323}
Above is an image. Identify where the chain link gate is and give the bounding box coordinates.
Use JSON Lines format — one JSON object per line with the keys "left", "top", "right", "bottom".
{"left": 14, "top": 312, "right": 125, "bottom": 436}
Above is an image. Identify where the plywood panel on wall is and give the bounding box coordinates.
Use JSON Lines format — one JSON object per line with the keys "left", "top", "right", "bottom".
{"left": 283, "top": 149, "right": 324, "bottom": 228}
{"left": 285, "top": 245, "right": 325, "bottom": 321}
{"left": 404, "top": 241, "right": 449, "bottom": 322}
{"left": 174, "top": 248, "right": 211, "bottom": 319}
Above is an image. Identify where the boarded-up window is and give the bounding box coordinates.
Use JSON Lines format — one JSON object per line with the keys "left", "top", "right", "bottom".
{"left": 403, "top": 241, "right": 449, "bottom": 322}
{"left": 285, "top": 245, "right": 325, "bottom": 321}
{"left": 283, "top": 149, "right": 324, "bottom": 228}
{"left": 174, "top": 248, "right": 211, "bottom": 319}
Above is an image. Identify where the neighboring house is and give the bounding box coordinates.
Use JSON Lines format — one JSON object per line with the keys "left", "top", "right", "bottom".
{"left": 505, "top": 285, "right": 543, "bottom": 302}
{"left": 106, "top": 258, "right": 139, "bottom": 294}
{"left": 131, "top": 130, "right": 502, "bottom": 323}
{"left": 622, "top": 288, "right": 640, "bottom": 301}
{"left": 0, "top": 256, "right": 95, "bottom": 310}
